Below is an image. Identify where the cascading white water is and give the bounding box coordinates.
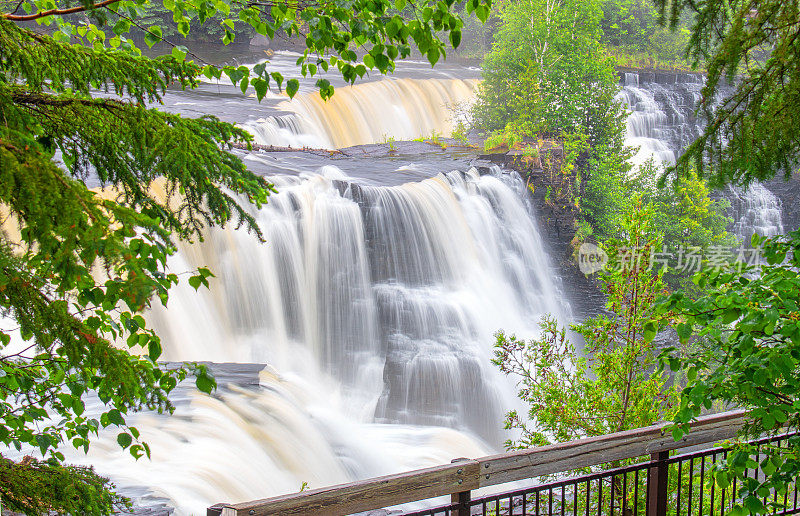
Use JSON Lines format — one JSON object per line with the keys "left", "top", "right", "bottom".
{"left": 618, "top": 70, "right": 785, "bottom": 238}
{"left": 615, "top": 73, "right": 678, "bottom": 172}
{"left": 727, "top": 183, "right": 785, "bottom": 242}
{"left": 54, "top": 165, "right": 565, "bottom": 514}
{"left": 239, "top": 78, "right": 478, "bottom": 149}
{"left": 239, "top": 113, "right": 329, "bottom": 149}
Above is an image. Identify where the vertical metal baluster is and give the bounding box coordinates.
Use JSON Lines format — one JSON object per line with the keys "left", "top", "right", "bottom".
{"left": 610, "top": 473, "right": 615, "bottom": 516}
{"left": 573, "top": 481, "right": 578, "bottom": 516}
{"left": 644, "top": 466, "right": 650, "bottom": 516}
{"left": 782, "top": 444, "right": 789, "bottom": 512}
{"left": 773, "top": 443, "right": 780, "bottom": 509}
{"left": 783, "top": 480, "right": 789, "bottom": 515}
{"left": 677, "top": 461, "right": 683, "bottom": 516}
{"left": 688, "top": 458, "right": 694, "bottom": 516}
{"left": 622, "top": 470, "right": 628, "bottom": 516}
{"left": 586, "top": 481, "right": 591, "bottom": 516}
{"left": 708, "top": 453, "right": 716, "bottom": 516}
{"left": 634, "top": 468, "right": 640, "bottom": 516}
{"left": 536, "top": 490, "right": 540, "bottom": 516}
{"left": 549, "top": 488, "right": 553, "bottom": 516}
{"left": 768, "top": 444, "right": 777, "bottom": 509}
{"left": 523, "top": 491, "right": 528, "bottom": 516}
{"left": 597, "top": 478, "right": 603, "bottom": 516}
{"left": 699, "top": 456, "right": 705, "bottom": 516}
{"left": 572, "top": 482, "right": 578, "bottom": 516}
{"left": 721, "top": 450, "right": 728, "bottom": 516}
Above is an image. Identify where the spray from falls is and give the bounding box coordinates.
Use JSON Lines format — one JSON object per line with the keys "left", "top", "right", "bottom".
{"left": 239, "top": 78, "right": 478, "bottom": 149}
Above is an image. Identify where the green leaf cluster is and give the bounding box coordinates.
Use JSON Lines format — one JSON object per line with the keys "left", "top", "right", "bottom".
{"left": 0, "top": 454, "right": 128, "bottom": 515}
{"left": 657, "top": 230, "right": 800, "bottom": 513}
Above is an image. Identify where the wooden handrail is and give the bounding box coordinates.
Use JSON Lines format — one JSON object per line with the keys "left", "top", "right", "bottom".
{"left": 211, "top": 409, "right": 747, "bottom": 516}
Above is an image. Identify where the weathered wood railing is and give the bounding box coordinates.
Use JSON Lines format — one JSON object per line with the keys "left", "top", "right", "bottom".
{"left": 207, "top": 410, "right": 747, "bottom": 516}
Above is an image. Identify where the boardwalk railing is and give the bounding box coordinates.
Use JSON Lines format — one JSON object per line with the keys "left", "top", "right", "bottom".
{"left": 207, "top": 410, "right": 787, "bottom": 516}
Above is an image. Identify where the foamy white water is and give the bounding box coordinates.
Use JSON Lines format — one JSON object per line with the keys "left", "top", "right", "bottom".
{"left": 45, "top": 165, "right": 566, "bottom": 514}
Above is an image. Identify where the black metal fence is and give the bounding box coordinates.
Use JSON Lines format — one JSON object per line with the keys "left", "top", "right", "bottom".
{"left": 400, "top": 433, "right": 799, "bottom": 516}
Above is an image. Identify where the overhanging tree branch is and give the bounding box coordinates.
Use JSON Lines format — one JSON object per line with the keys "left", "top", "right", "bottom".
{"left": 2, "top": 0, "right": 122, "bottom": 21}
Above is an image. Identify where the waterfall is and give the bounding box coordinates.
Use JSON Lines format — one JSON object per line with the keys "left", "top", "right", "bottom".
{"left": 618, "top": 70, "right": 785, "bottom": 237}
{"left": 239, "top": 78, "right": 478, "bottom": 149}
{"left": 615, "top": 71, "right": 710, "bottom": 174}
{"left": 48, "top": 165, "right": 565, "bottom": 514}
{"left": 727, "top": 183, "right": 785, "bottom": 243}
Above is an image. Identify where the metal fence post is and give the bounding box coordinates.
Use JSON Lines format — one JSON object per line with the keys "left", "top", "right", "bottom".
{"left": 647, "top": 451, "right": 669, "bottom": 516}
{"left": 450, "top": 458, "right": 471, "bottom": 516}
{"left": 450, "top": 490, "right": 470, "bottom": 516}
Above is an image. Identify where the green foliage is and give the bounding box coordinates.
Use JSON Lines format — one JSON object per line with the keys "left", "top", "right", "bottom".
{"left": 579, "top": 130, "right": 634, "bottom": 240}
{"left": 599, "top": 0, "right": 694, "bottom": 70}
{"left": 583, "top": 158, "right": 736, "bottom": 277}
{"left": 648, "top": 167, "right": 738, "bottom": 286}
{"left": 6, "top": 0, "right": 491, "bottom": 100}
{"left": 451, "top": 120, "right": 469, "bottom": 144}
{"left": 656, "top": 230, "right": 800, "bottom": 513}
{"left": 474, "top": 0, "right": 623, "bottom": 144}
{"left": 483, "top": 126, "right": 523, "bottom": 151}
{"left": 0, "top": 455, "right": 128, "bottom": 515}
{"left": 600, "top": 0, "right": 658, "bottom": 51}
{"left": 121, "top": 0, "right": 255, "bottom": 43}
{"left": 644, "top": 1, "right": 800, "bottom": 512}
{"left": 473, "top": 0, "right": 632, "bottom": 241}
{"left": 0, "top": 0, "right": 492, "bottom": 509}
{"left": 646, "top": 24, "right": 691, "bottom": 63}
{"left": 655, "top": 0, "right": 800, "bottom": 186}
{"left": 0, "top": 18, "right": 245, "bottom": 482}
{"left": 493, "top": 199, "right": 677, "bottom": 450}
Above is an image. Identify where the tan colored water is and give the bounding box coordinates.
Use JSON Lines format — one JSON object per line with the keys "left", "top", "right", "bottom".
{"left": 242, "top": 78, "right": 478, "bottom": 149}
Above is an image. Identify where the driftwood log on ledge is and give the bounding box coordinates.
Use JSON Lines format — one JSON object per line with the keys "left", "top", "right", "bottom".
{"left": 230, "top": 141, "right": 344, "bottom": 155}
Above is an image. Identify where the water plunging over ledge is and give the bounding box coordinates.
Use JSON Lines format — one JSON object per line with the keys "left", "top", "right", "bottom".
{"left": 52, "top": 165, "right": 567, "bottom": 514}
{"left": 239, "top": 78, "right": 478, "bottom": 149}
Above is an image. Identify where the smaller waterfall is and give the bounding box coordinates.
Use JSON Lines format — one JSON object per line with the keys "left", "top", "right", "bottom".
{"left": 616, "top": 72, "right": 706, "bottom": 174}
{"left": 241, "top": 78, "right": 478, "bottom": 149}
{"left": 728, "top": 183, "right": 785, "bottom": 243}
{"left": 238, "top": 113, "right": 328, "bottom": 149}
{"left": 616, "top": 73, "right": 675, "bottom": 171}
{"left": 617, "top": 70, "right": 787, "bottom": 239}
